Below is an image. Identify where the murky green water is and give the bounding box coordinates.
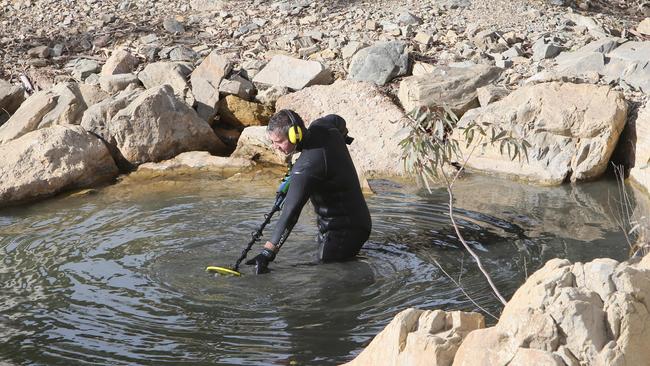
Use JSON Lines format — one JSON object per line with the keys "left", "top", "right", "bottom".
{"left": 0, "top": 170, "right": 640, "bottom": 365}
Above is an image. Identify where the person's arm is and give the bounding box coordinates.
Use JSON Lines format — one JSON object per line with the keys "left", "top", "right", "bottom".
{"left": 268, "top": 171, "right": 313, "bottom": 249}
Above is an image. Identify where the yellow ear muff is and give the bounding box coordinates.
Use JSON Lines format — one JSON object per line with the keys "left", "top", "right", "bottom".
{"left": 288, "top": 125, "right": 302, "bottom": 144}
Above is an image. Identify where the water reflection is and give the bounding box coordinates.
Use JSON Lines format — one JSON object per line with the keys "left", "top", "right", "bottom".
{"left": 0, "top": 172, "right": 644, "bottom": 365}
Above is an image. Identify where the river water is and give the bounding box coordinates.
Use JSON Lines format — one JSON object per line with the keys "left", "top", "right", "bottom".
{"left": 0, "top": 170, "right": 641, "bottom": 365}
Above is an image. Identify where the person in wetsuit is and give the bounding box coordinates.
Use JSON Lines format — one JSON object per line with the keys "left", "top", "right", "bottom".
{"left": 245, "top": 109, "right": 372, "bottom": 274}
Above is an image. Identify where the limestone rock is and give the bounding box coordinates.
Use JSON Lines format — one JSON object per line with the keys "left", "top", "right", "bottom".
{"left": 276, "top": 80, "right": 409, "bottom": 177}
{"left": 231, "top": 126, "right": 287, "bottom": 166}
{"left": 101, "top": 49, "right": 139, "bottom": 76}
{"left": 138, "top": 61, "right": 195, "bottom": 106}
{"left": 99, "top": 73, "right": 141, "bottom": 94}
{"left": 637, "top": 18, "right": 650, "bottom": 36}
{"left": 532, "top": 39, "right": 563, "bottom": 61}
{"left": 456, "top": 82, "right": 627, "bottom": 185}
{"left": 255, "top": 85, "right": 288, "bottom": 105}
{"left": 629, "top": 103, "right": 650, "bottom": 192}
{"left": 453, "top": 253, "right": 650, "bottom": 366}
{"left": 398, "top": 64, "right": 501, "bottom": 116}
{"left": 217, "top": 95, "right": 273, "bottom": 130}
{"left": 477, "top": 85, "right": 509, "bottom": 107}
{"left": 219, "top": 75, "right": 254, "bottom": 100}
{"left": 81, "top": 87, "right": 142, "bottom": 143}
{"left": 0, "top": 82, "right": 87, "bottom": 144}
{"left": 253, "top": 55, "right": 333, "bottom": 91}
{"left": 107, "top": 85, "right": 227, "bottom": 167}
{"left": 348, "top": 41, "right": 409, "bottom": 86}
{"left": 0, "top": 125, "right": 118, "bottom": 206}
{"left": 0, "top": 79, "right": 25, "bottom": 124}
{"left": 78, "top": 83, "right": 109, "bottom": 107}
{"left": 70, "top": 59, "right": 101, "bottom": 81}
{"left": 344, "top": 308, "right": 484, "bottom": 366}
{"left": 190, "top": 0, "right": 223, "bottom": 11}
{"left": 191, "top": 51, "right": 232, "bottom": 123}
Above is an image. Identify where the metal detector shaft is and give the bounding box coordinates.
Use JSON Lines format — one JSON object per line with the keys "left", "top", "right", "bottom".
{"left": 232, "top": 197, "right": 283, "bottom": 271}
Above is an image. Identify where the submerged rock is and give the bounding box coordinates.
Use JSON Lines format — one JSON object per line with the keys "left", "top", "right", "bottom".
{"left": 137, "top": 151, "right": 254, "bottom": 176}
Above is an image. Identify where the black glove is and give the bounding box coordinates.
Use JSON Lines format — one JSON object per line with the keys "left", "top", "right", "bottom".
{"left": 245, "top": 248, "right": 276, "bottom": 274}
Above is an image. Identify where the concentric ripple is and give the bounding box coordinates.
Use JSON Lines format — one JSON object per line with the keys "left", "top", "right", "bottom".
{"left": 0, "top": 174, "right": 635, "bottom": 365}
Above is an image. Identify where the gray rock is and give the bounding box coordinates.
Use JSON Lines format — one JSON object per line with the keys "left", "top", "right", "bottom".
{"left": 191, "top": 51, "right": 232, "bottom": 123}
{"left": 139, "top": 34, "right": 159, "bottom": 44}
{"left": 255, "top": 85, "right": 289, "bottom": 105}
{"left": 477, "top": 85, "right": 510, "bottom": 107}
{"left": 138, "top": 62, "right": 194, "bottom": 106}
{"left": 0, "top": 79, "right": 25, "bottom": 116}
{"left": 70, "top": 59, "right": 101, "bottom": 81}
{"left": 555, "top": 52, "right": 605, "bottom": 77}
{"left": 169, "top": 46, "right": 198, "bottom": 62}
{"left": 27, "top": 45, "right": 50, "bottom": 58}
{"left": 574, "top": 38, "right": 622, "bottom": 54}
{"left": 189, "top": 0, "right": 224, "bottom": 11}
{"left": 163, "top": 18, "right": 185, "bottom": 33}
{"left": 0, "top": 125, "right": 118, "bottom": 206}
{"left": 99, "top": 73, "right": 141, "bottom": 94}
{"left": 398, "top": 64, "right": 502, "bottom": 116}
{"left": 533, "top": 39, "right": 563, "bottom": 61}
{"left": 51, "top": 44, "right": 65, "bottom": 57}
{"left": 348, "top": 41, "right": 409, "bottom": 86}
{"left": 101, "top": 49, "right": 139, "bottom": 76}
{"left": 81, "top": 87, "right": 142, "bottom": 143}
{"left": 502, "top": 45, "right": 523, "bottom": 59}
{"left": 397, "top": 11, "right": 422, "bottom": 26}
{"left": 252, "top": 55, "right": 333, "bottom": 91}
{"left": 219, "top": 75, "right": 254, "bottom": 100}
{"left": 341, "top": 41, "right": 366, "bottom": 59}
{"left": 446, "top": 0, "right": 471, "bottom": 9}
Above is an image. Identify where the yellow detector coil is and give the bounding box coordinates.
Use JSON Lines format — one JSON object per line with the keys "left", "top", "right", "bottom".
{"left": 206, "top": 266, "right": 242, "bottom": 276}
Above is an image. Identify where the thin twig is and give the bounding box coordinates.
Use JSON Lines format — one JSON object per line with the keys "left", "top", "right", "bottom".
{"left": 431, "top": 256, "right": 499, "bottom": 321}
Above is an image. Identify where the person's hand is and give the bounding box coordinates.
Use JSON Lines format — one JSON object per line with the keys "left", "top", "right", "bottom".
{"left": 245, "top": 248, "right": 276, "bottom": 274}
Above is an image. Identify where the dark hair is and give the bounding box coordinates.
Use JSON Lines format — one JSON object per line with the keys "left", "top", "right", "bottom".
{"left": 267, "top": 109, "right": 304, "bottom": 136}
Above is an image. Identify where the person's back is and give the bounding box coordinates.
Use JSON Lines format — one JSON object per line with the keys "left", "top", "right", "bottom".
{"left": 297, "top": 114, "right": 371, "bottom": 237}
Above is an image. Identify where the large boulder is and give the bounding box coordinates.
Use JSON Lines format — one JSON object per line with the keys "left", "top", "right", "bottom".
{"left": 138, "top": 61, "right": 195, "bottom": 106}
{"left": 275, "top": 80, "right": 409, "bottom": 177}
{"left": 398, "top": 64, "right": 501, "bottom": 116}
{"left": 252, "top": 55, "right": 333, "bottom": 91}
{"left": 0, "top": 82, "right": 87, "bottom": 144}
{"left": 191, "top": 51, "right": 232, "bottom": 123}
{"left": 0, "top": 125, "right": 118, "bottom": 206}
{"left": 348, "top": 41, "right": 409, "bottom": 86}
{"left": 107, "top": 85, "right": 227, "bottom": 167}
{"left": 344, "top": 308, "right": 484, "bottom": 366}
{"left": 453, "top": 253, "right": 650, "bottom": 366}
{"left": 0, "top": 79, "right": 25, "bottom": 124}
{"left": 455, "top": 82, "right": 627, "bottom": 185}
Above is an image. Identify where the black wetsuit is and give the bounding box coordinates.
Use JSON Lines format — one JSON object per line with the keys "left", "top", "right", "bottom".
{"left": 269, "top": 114, "right": 372, "bottom": 262}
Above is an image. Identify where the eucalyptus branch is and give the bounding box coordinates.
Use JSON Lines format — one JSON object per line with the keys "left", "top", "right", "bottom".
{"left": 430, "top": 256, "right": 499, "bottom": 321}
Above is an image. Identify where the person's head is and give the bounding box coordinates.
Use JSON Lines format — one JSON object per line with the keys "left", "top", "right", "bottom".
{"left": 266, "top": 109, "right": 305, "bottom": 155}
